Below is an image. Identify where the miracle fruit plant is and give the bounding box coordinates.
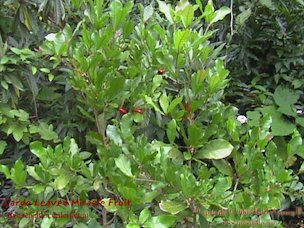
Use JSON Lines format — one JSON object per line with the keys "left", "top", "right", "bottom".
{"left": 0, "top": 0, "right": 300, "bottom": 227}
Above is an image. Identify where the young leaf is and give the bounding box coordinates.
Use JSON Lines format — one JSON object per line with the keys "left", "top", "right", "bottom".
{"left": 180, "top": 5, "right": 195, "bottom": 28}
{"left": 174, "top": 29, "right": 191, "bottom": 51}
{"left": 11, "top": 160, "right": 27, "bottom": 186}
{"left": 203, "top": 0, "right": 215, "bottom": 23}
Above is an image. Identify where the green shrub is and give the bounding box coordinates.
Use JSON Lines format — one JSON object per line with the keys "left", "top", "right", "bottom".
{"left": 0, "top": 0, "right": 303, "bottom": 227}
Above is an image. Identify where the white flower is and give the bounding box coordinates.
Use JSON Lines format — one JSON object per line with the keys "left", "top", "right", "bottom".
{"left": 237, "top": 115, "right": 247, "bottom": 124}
{"left": 296, "top": 110, "right": 303, "bottom": 115}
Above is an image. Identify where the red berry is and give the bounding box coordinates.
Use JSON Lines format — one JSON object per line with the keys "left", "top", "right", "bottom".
{"left": 134, "top": 108, "right": 144, "bottom": 114}
{"left": 119, "top": 107, "right": 128, "bottom": 114}
{"left": 157, "top": 68, "right": 166, "bottom": 75}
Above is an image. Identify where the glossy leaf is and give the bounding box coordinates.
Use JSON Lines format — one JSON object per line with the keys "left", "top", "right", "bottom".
{"left": 195, "top": 139, "right": 233, "bottom": 160}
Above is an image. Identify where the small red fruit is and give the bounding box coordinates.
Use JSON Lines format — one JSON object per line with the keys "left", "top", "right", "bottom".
{"left": 134, "top": 108, "right": 144, "bottom": 114}
{"left": 157, "top": 68, "right": 166, "bottom": 75}
{"left": 118, "top": 107, "right": 128, "bottom": 114}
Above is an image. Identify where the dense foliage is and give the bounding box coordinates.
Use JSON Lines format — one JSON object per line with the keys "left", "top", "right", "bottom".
{"left": 0, "top": 0, "right": 303, "bottom": 227}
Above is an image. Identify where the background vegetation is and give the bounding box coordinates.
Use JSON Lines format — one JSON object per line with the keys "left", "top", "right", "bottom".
{"left": 0, "top": 0, "right": 303, "bottom": 227}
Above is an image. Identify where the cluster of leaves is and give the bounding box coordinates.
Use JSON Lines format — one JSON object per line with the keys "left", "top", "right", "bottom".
{"left": 217, "top": 0, "right": 304, "bottom": 223}
{"left": 223, "top": 0, "right": 304, "bottom": 112}
{"left": 0, "top": 0, "right": 304, "bottom": 227}
{"left": 0, "top": 0, "right": 93, "bottom": 162}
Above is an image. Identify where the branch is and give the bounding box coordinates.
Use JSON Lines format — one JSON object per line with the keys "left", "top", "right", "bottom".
{"left": 230, "top": 0, "right": 234, "bottom": 36}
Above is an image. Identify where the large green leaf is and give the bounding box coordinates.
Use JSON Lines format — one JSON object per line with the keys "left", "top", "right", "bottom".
{"left": 174, "top": 29, "right": 191, "bottom": 50}
{"left": 115, "top": 154, "right": 133, "bottom": 177}
{"left": 273, "top": 86, "right": 299, "bottom": 107}
{"left": 195, "top": 139, "right": 233, "bottom": 160}
{"left": 157, "top": 1, "right": 174, "bottom": 24}
{"left": 260, "top": 106, "right": 296, "bottom": 136}
{"left": 11, "top": 160, "right": 27, "bottom": 186}
{"left": 54, "top": 174, "right": 69, "bottom": 190}
{"left": 139, "top": 208, "right": 151, "bottom": 224}
{"left": 106, "top": 125, "right": 122, "bottom": 146}
{"left": 105, "top": 76, "right": 125, "bottom": 98}
{"left": 159, "top": 200, "right": 188, "bottom": 215}
{"left": 179, "top": 4, "right": 195, "bottom": 28}
{"left": 30, "top": 141, "right": 47, "bottom": 160}
{"left": 210, "top": 7, "right": 230, "bottom": 24}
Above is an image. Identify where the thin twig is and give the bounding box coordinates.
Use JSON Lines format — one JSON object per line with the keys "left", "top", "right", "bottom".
{"left": 105, "top": 213, "right": 117, "bottom": 226}
{"left": 135, "top": 178, "right": 158, "bottom": 183}
{"left": 233, "top": 178, "right": 239, "bottom": 192}
{"left": 230, "top": 0, "right": 234, "bottom": 36}
{"left": 102, "top": 207, "right": 107, "bottom": 227}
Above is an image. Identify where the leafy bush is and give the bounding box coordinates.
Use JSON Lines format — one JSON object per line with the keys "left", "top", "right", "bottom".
{"left": 224, "top": 0, "right": 304, "bottom": 113}
{"left": 0, "top": 0, "right": 303, "bottom": 227}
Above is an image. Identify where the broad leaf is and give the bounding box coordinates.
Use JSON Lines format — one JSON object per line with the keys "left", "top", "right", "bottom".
{"left": 195, "top": 139, "right": 233, "bottom": 159}
{"left": 210, "top": 7, "right": 230, "bottom": 24}
{"left": 260, "top": 106, "right": 296, "bottom": 136}
{"left": 106, "top": 125, "right": 122, "bottom": 146}
{"left": 143, "top": 5, "right": 154, "bottom": 22}
{"left": 274, "top": 86, "right": 299, "bottom": 107}
{"left": 159, "top": 200, "right": 188, "bottom": 214}
{"left": 54, "top": 174, "right": 69, "bottom": 190}
{"left": 139, "top": 208, "right": 151, "bottom": 224}
{"left": 11, "top": 160, "right": 27, "bottom": 186}
{"left": 174, "top": 29, "right": 191, "bottom": 50}
{"left": 157, "top": 1, "right": 174, "bottom": 24}
{"left": 115, "top": 154, "right": 133, "bottom": 177}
